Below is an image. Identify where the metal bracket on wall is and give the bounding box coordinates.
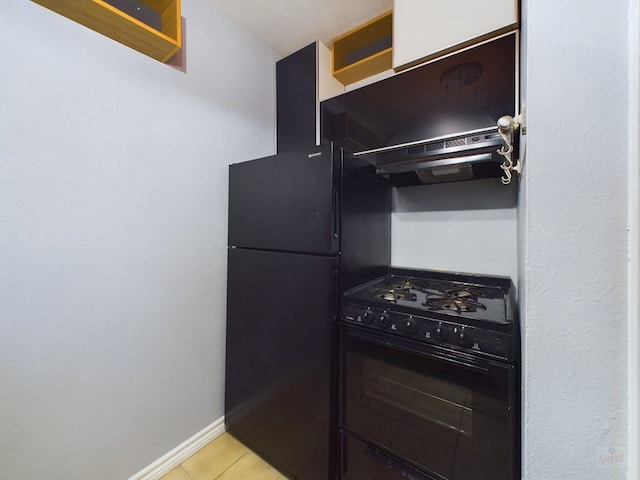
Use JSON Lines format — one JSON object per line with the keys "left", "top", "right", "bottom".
{"left": 497, "top": 114, "right": 523, "bottom": 184}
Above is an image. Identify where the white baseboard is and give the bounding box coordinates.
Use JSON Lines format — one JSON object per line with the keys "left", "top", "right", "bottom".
{"left": 128, "top": 416, "right": 226, "bottom": 480}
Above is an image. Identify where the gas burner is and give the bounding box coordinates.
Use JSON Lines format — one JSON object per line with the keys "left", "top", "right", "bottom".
{"left": 387, "top": 280, "right": 425, "bottom": 291}
{"left": 376, "top": 288, "right": 417, "bottom": 303}
{"left": 444, "top": 288, "right": 480, "bottom": 300}
{"left": 423, "top": 295, "right": 487, "bottom": 314}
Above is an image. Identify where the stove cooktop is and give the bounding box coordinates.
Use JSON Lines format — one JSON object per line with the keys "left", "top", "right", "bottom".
{"left": 341, "top": 268, "right": 517, "bottom": 360}
{"left": 345, "top": 272, "right": 511, "bottom": 325}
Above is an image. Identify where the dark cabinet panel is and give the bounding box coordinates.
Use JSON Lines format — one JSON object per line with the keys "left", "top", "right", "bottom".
{"left": 277, "top": 42, "right": 317, "bottom": 153}
{"left": 340, "top": 152, "right": 391, "bottom": 290}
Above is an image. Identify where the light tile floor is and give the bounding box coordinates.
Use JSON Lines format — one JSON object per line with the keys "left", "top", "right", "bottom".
{"left": 160, "top": 433, "right": 288, "bottom": 480}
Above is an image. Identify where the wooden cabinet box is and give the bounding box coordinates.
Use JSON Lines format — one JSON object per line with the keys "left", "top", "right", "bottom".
{"left": 331, "top": 11, "right": 393, "bottom": 85}
{"left": 31, "top": 0, "right": 181, "bottom": 62}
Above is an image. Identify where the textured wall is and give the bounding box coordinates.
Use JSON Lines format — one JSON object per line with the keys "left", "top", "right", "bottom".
{"left": 520, "top": 0, "right": 629, "bottom": 478}
{"left": 628, "top": 1, "right": 640, "bottom": 476}
{"left": 0, "top": 1, "right": 277, "bottom": 479}
{"left": 392, "top": 179, "right": 518, "bottom": 282}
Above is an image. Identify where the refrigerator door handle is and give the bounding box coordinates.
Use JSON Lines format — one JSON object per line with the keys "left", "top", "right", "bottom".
{"left": 332, "top": 268, "right": 339, "bottom": 323}
{"left": 332, "top": 189, "right": 339, "bottom": 239}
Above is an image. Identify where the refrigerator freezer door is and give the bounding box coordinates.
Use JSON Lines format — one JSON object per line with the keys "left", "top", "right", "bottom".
{"left": 228, "top": 144, "right": 340, "bottom": 254}
{"left": 225, "top": 248, "right": 338, "bottom": 480}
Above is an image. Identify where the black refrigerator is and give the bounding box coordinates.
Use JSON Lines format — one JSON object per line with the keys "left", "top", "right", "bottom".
{"left": 225, "top": 143, "right": 390, "bottom": 479}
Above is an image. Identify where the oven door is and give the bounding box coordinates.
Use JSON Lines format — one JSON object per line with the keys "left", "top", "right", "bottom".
{"left": 340, "top": 324, "right": 517, "bottom": 480}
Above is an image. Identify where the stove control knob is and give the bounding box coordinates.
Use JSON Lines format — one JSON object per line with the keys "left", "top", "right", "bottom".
{"left": 436, "top": 323, "right": 448, "bottom": 341}
{"left": 455, "top": 326, "right": 472, "bottom": 347}
{"left": 362, "top": 310, "right": 374, "bottom": 324}
{"left": 404, "top": 318, "right": 417, "bottom": 336}
{"left": 379, "top": 313, "right": 391, "bottom": 328}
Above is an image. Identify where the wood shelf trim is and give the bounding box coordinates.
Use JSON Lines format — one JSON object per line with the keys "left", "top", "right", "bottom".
{"left": 331, "top": 10, "right": 393, "bottom": 85}
{"left": 332, "top": 47, "right": 392, "bottom": 84}
{"left": 31, "top": 0, "right": 181, "bottom": 62}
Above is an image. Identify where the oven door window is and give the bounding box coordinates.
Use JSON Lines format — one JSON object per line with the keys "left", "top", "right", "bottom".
{"left": 341, "top": 326, "right": 516, "bottom": 480}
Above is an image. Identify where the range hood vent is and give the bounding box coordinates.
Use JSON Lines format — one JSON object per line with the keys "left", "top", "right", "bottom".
{"left": 320, "top": 33, "right": 517, "bottom": 187}
{"left": 354, "top": 127, "right": 506, "bottom": 187}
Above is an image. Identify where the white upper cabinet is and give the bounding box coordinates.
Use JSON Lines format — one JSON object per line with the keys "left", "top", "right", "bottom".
{"left": 318, "top": 42, "right": 345, "bottom": 102}
{"left": 393, "top": 0, "right": 518, "bottom": 71}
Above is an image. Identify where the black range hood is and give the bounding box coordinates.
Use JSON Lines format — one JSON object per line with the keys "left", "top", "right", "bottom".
{"left": 321, "top": 33, "right": 516, "bottom": 186}
{"left": 357, "top": 126, "right": 507, "bottom": 186}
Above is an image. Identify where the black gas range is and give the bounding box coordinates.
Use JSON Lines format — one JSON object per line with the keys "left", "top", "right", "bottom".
{"left": 341, "top": 267, "right": 517, "bottom": 362}
{"left": 338, "top": 268, "right": 520, "bottom": 480}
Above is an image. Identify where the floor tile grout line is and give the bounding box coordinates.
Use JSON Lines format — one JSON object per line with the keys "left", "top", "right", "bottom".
{"left": 176, "top": 464, "right": 195, "bottom": 480}
{"left": 212, "top": 451, "right": 250, "bottom": 479}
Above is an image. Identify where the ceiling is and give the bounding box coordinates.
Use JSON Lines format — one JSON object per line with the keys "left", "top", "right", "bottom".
{"left": 207, "top": 0, "right": 393, "bottom": 57}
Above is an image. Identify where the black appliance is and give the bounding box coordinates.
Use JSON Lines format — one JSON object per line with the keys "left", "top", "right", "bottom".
{"left": 321, "top": 33, "right": 517, "bottom": 186}
{"left": 339, "top": 268, "right": 519, "bottom": 480}
{"left": 225, "top": 143, "right": 391, "bottom": 480}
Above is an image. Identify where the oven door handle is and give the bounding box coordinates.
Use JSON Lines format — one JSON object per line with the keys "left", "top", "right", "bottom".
{"left": 426, "top": 351, "right": 490, "bottom": 374}
{"left": 347, "top": 327, "right": 491, "bottom": 374}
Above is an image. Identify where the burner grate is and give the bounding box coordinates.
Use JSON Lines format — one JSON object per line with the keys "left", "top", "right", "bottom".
{"left": 375, "top": 288, "right": 417, "bottom": 303}
{"left": 387, "top": 279, "right": 426, "bottom": 291}
{"left": 423, "top": 296, "right": 487, "bottom": 314}
{"left": 423, "top": 287, "right": 488, "bottom": 313}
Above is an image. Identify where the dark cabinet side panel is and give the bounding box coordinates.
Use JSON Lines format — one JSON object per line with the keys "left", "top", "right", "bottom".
{"left": 340, "top": 152, "right": 392, "bottom": 290}
{"left": 277, "top": 42, "right": 317, "bottom": 153}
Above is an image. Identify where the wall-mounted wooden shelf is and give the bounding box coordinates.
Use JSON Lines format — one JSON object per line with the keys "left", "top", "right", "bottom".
{"left": 331, "top": 11, "right": 393, "bottom": 85}
{"left": 31, "top": 0, "right": 181, "bottom": 63}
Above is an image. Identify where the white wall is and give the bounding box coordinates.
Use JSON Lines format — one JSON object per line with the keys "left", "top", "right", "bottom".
{"left": 520, "top": 0, "right": 630, "bottom": 478}
{"left": 627, "top": 0, "right": 640, "bottom": 477}
{"left": 392, "top": 179, "right": 518, "bottom": 282}
{"left": 0, "top": 1, "right": 277, "bottom": 479}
